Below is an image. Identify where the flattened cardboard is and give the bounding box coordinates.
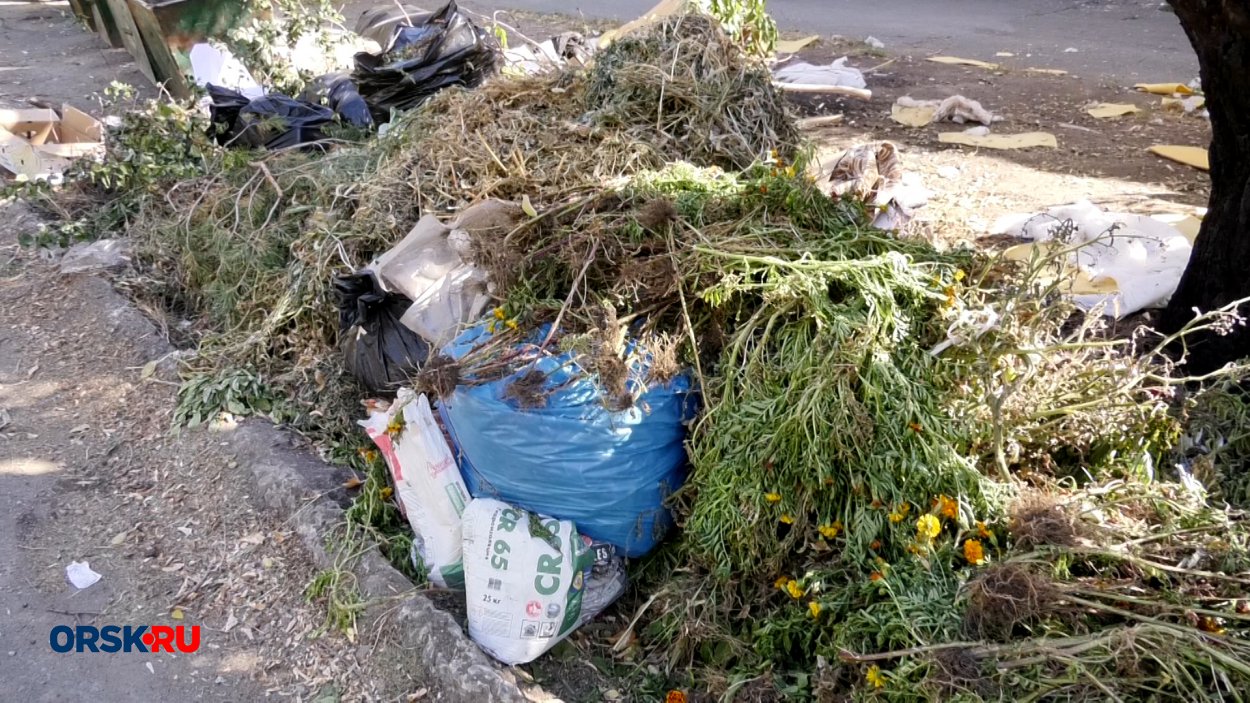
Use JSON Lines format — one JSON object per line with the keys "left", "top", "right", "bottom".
{"left": 0, "top": 105, "right": 105, "bottom": 180}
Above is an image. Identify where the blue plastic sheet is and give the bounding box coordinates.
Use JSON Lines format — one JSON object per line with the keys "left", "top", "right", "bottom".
{"left": 439, "top": 323, "right": 696, "bottom": 557}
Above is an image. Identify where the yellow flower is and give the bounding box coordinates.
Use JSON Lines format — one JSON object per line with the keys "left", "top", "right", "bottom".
{"left": 954, "top": 268, "right": 966, "bottom": 282}
{"left": 934, "top": 495, "right": 959, "bottom": 520}
{"left": 963, "top": 539, "right": 986, "bottom": 565}
{"left": 379, "top": 486, "right": 393, "bottom": 500}
{"left": 976, "top": 520, "right": 991, "bottom": 538}
{"left": 785, "top": 579, "right": 804, "bottom": 599}
{"left": 888, "top": 510, "right": 905, "bottom": 523}
{"left": 764, "top": 492, "right": 782, "bottom": 504}
{"left": 505, "top": 318, "right": 519, "bottom": 331}
{"left": 917, "top": 514, "right": 941, "bottom": 541}
{"left": 774, "top": 575, "right": 790, "bottom": 589}
{"left": 808, "top": 601, "right": 822, "bottom": 618}
{"left": 385, "top": 416, "right": 405, "bottom": 437}
{"left": 493, "top": 307, "right": 506, "bottom": 320}
{"left": 818, "top": 522, "right": 842, "bottom": 540}
{"left": 866, "top": 665, "right": 886, "bottom": 689}
{"left": 779, "top": 513, "right": 795, "bottom": 525}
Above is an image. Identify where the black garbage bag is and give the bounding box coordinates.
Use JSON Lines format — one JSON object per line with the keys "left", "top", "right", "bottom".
{"left": 206, "top": 84, "right": 250, "bottom": 146}
{"left": 352, "top": 0, "right": 500, "bottom": 123}
{"left": 335, "top": 271, "right": 430, "bottom": 394}
{"left": 354, "top": 4, "right": 430, "bottom": 46}
{"left": 207, "top": 86, "right": 336, "bottom": 150}
{"left": 302, "top": 73, "right": 374, "bottom": 129}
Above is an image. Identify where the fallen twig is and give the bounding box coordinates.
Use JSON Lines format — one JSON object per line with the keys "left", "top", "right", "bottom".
{"left": 772, "top": 82, "right": 872, "bottom": 100}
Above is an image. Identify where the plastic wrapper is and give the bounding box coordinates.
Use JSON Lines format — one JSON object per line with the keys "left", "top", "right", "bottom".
{"left": 352, "top": 1, "right": 500, "bottom": 123}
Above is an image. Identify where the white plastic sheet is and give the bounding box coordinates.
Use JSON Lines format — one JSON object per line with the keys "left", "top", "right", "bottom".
{"left": 774, "top": 57, "right": 867, "bottom": 89}
{"left": 992, "top": 201, "right": 1193, "bottom": 318}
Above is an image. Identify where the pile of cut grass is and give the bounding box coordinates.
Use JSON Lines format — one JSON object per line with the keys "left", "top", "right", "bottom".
{"left": 26, "top": 9, "right": 1250, "bottom": 701}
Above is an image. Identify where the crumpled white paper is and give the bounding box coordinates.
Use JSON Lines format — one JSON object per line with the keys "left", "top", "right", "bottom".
{"left": 66, "top": 561, "right": 102, "bottom": 589}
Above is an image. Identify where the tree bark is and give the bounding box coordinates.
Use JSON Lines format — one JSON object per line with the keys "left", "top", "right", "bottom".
{"left": 1161, "top": 0, "right": 1250, "bottom": 373}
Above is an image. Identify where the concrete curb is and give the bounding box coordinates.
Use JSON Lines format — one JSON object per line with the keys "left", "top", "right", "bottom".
{"left": 68, "top": 248, "right": 529, "bottom": 703}
{"left": 224, "top": 422, "right": 529, "bottom": 703}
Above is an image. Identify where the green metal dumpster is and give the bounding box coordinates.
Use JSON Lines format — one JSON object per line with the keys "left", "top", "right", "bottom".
{"left": 126, "top": 0, "right": 257, "bottom": 98}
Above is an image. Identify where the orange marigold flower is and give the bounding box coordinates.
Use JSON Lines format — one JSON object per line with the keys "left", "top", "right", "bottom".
{"left": 935, "top": 495, "right": 959, "bottom": 520}
{"left": 976, "top": 520, "right": 991, "bottom": 538}
{"left": 963, "top": 539, "right": 986, "bottom": 565}
{"left": 870, "top": 539, "right": 882, "bottom": 550}
{"left": 666, "top": 691, "right": 688, "bottom": 703}
{"left": 869, "top": 571, "right": 884, "bottom": 582}
{"left": 1199, "top": 616, "right": 1227, "bottom": 635}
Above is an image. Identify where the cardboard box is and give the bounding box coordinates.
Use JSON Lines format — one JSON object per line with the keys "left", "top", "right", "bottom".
{"left": 0, "top": 105, "right": 105, "bottom": 180}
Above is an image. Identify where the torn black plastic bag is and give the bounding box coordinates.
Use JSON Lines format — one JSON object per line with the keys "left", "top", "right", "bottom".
{"left": 335, "top": 271, "right": 430, "bottom": 394}
{"left": 207, "top": 86, "right": 335, "bottom": 150}
{"left": 354, "top": 4, "right": 430, "bottom": 46}
{"left": 302, "top": 73, "right": 373, "bottom": 129}
{"left": 352, "top": 0, "right": 500, "bottom": 123}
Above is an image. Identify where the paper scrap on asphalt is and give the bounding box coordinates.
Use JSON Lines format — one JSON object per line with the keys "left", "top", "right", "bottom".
{"left": 926, "top": 56, "right": 999, "bottom": 70}
{"left": 891, "top": 101, "right": 935, "bottom": 127}
{"left": 66, "top": 561, "right": 102, "bottom": 589}
{"left": 1162, "top": 95, "right": 1206, "bottom": 112}
{"left": 1086, "top": 103, "right": 1140, "bottom": 119}
{"left": 1135, "top": 82, "right": 1195, "bottom": 96}
{"left": 939, "top": 131, "right": 1058, "bottom": 149}
{"left": 1026, "top": 68, "right": 1069, "bottom": 76}
{"left": 892, "top": 96, "right": 994, "bottom": 127}
{"left": 598, "top": 0, "right": 683, "bottom": 46}
{"left": 1149, "top": 145, "right": 1209, "bottom": 171}
{"left": 776, "top": 35, "right": 819, "bottom": 53}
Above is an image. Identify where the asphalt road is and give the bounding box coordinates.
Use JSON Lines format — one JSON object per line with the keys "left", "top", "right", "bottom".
{"left": 467, "top": 0, "right": 1198, "bottom": 81}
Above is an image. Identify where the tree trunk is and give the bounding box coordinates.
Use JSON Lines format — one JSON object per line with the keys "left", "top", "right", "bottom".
{"left": 1161, "top": 0, "right": 1250, "bottom": 373}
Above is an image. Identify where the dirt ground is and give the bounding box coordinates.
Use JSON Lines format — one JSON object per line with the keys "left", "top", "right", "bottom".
{"left": 0, "top": 2, "right": 1216, "bottom": 702}
{"left": 783, "top": 38, "right": 1211, "bottom": 246}
{"left": 0, "top": 201, "right": 437, "bottom": 700}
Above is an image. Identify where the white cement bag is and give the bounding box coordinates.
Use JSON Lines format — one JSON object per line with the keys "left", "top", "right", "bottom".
{"left": 462, "top": 499, "right": 627, "bottom": 665}
{"left": 361, "top": 390, "right": 469, "bottom": 588}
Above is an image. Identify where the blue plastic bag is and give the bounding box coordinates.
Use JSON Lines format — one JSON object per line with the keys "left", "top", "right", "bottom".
{"left": 439, "top": 323, "right": 696, "bottom": 557}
